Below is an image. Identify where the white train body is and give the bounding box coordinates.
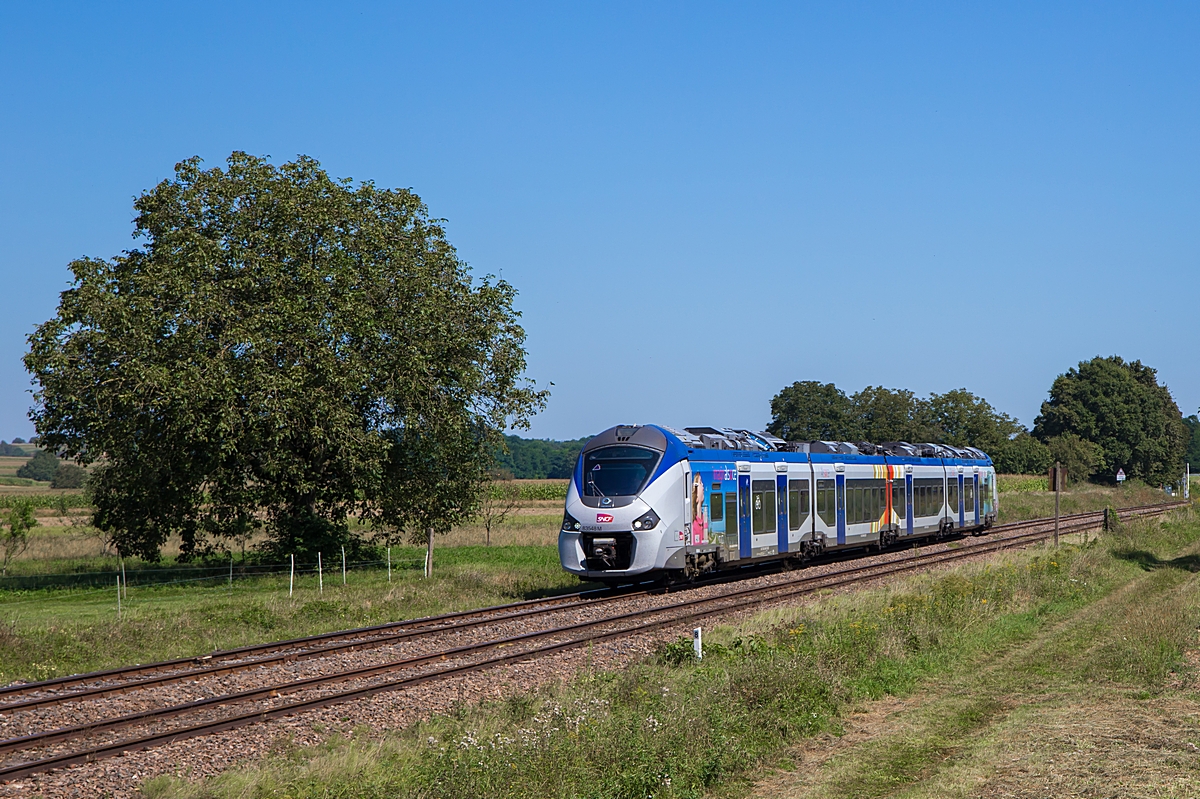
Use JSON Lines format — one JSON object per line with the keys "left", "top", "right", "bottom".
{"left": 559, "top": 425, "right": 998, "bottom": 583}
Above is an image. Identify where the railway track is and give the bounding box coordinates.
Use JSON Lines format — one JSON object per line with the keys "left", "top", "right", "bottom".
{"left": 0, "top": 501, "right": 1150, "bottom": 708}
{"left": 0, "top": 500, "right": 1185, "bottom": 780}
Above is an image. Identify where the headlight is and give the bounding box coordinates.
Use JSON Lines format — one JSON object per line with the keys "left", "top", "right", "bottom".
{"left": 562, "top": 512, "right": 581, "bottom": 532}
{"left": 631, "top": 509, "right": 660, "bottom": 530}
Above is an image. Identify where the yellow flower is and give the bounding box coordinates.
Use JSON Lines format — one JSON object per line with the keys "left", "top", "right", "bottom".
{"left": 981, "top": 599, "right": 988, "bottom": 604}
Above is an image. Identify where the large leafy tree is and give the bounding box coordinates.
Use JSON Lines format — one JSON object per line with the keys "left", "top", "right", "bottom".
{"left": 768, "top": 381, "right": 855, "bottom": 440}
{"left": 850, "top": 386, "right": 935, "bottom": 442}
{"left": 25, "top": 153, "right": 546, "bottom": 561}
{"left": 927, "top": 389, "right": 1024, "bottom": 451}
{"left": 1032, "top": 356, "right": 1185, "bottom": 484}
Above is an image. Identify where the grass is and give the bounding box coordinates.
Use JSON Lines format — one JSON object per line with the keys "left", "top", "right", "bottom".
{"left": 995, "top": 475, "right": 1167, "bottom": 521}
{"left": 0, "top": 542, "right": 581, "bottom": 685}
{"left": 140, "top": 505, "right": 1200, "bottom": 799}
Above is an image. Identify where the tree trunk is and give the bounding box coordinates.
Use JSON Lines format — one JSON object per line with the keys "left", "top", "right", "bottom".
{"left": 424, "top": 526, "right": 434, "bottom": 578}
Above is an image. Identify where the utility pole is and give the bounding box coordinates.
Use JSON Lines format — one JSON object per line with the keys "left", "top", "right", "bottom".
{"left": 1054, "top": 461, "right": 1061, "bottom": 548}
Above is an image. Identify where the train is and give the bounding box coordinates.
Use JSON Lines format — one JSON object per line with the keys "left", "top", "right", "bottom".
{"left": 559, "top": 424, "right": 997, "bottom": 584}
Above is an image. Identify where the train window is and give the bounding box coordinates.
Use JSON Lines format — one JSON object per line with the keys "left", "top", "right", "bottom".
{"left": 751, "top": 480, "right": 776, "bottom": 534}
{"left": 725, "top": 494, "right": 739, "bottom": 544}
{"left": 788, "top": 480, "right": 810, "bottom": 530}
{"left": 816, "top": 480, "right": 835, "bottom": 526}
{"left": 948, "top": 479, "right": 959, "bottom": 513}
{"left": 710, "top": 493, "right": 724, "bottom": 522}
{"left": 582, "top": 446, "right": 662, "bottom": 497}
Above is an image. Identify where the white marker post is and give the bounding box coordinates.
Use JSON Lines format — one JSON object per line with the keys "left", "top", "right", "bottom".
{"left": 120, "top": 559, "right": 127, "bottom": 599}
{"left": 318, "top": 552, "right": 323, "bottom": 595}
{"left": 342, "top": 546, "right": 346, "bottom": 586}
{"left": 116, "top": 576, "right": 122, "bottom": 621}
{"left": 387, "top": 547, "right": 392, "bottom": 583}
{"left": 289, "top": 554, "right": 294, "bottom": 597}
{"left": 228, "top": 553, "right": 233, "bottom": 593}
{"left": 693, "top": 627, "right": 703, "bottom": 660}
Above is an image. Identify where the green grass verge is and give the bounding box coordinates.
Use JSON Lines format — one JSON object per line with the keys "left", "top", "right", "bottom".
{"left": 143, "top": 507, "right": 1200, "bottom": 799}
{"left": 0, "top": 545, "right": 581, "bottom": 685}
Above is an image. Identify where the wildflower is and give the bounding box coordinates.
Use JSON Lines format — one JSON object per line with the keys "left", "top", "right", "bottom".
{"left": 981, "top": 599, "right": 987, "bottom": 604}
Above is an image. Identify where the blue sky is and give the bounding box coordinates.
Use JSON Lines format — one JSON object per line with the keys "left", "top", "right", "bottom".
{"left": 2, "top": 2, "right": 1197, "bottom": 442}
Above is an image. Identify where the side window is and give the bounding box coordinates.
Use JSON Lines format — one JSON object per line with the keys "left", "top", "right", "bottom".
{"left": 788, "top": 479, "right": 810, "bottom": 531}
{"left": 710, "top": 492, "right": 724, "bottom": 522}
{"left": 817, "top": 479, "right": 836, "bottom": 526}
{"left": 964, "top": 480, "right": 975, "bottom": 510}
{"left": 751, "top": 480, "right": 776, "bottom": 534}
{"left": 948, "top": 479, "right": 958, "bottom": 513}
{"left": 893, "top": 479, "right": 906, "bottom": 519}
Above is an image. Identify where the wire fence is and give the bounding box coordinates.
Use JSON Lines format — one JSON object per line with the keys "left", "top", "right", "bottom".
{"left": 0, "top": 550, "right": 426, "bottom": 594}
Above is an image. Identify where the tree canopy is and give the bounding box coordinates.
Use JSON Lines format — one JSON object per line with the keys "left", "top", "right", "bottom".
{"left": 768, "top": 383, "right": 1020, "bottom": 449}
{"left": 1032, "top": 356, "right": 1186, "bottom": 485}
{"left": 25, "top": 153, "right": 546, "bottom": 560}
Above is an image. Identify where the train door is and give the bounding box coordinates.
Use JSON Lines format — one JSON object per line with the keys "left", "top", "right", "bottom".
{"left": 905, "top": 465, "right": 914, "bottom": 536}
{"left": 776, "top": 467, "right": 789, "bottom": 554}
{"left": 750, "top": 464, "right": 779, "bottom": 557}
{"left": 889, "top": 466, "right": 908, "bottom": 536}
{"left": 835, "top": 463, "right": 846, "bottom": 546}
{"left": 787, "top": 466, "right": 812, "bottom": 550}
{"left": 956, "top": 467, "right": 965, "bottom": 529}
{"left": 706, "top": 464, "right": 737, "bottom": 561}
{"left": 812, "top": 460, "right": 837, "bottom": 549}
{"left": 737, "top": 462, "right": 751, "bottom": 559}
{"left": 972, "top": 468, "right": 981, "bottom": 525}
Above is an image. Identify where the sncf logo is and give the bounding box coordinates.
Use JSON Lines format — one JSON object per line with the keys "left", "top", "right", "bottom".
{"left": 596, "top": 513, "right": 614, "bottom": 523}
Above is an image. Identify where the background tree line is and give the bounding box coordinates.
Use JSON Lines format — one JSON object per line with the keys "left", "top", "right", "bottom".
{"left": 768, "top": 355, "right": 1190, "bottom": 484}
{"left": 494, "top": 434, "right": 589, "bottom": 479}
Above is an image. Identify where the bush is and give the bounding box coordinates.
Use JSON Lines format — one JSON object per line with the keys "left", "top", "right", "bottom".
{"left": 11, "top": 438, "right": 24, "bottom": 444}
{"left": 50, "top": 463, "right": 87, "bottom": 489}
{"left": 16, "top": 450, "right": 59, "bottom": 482}
{"left": 0, "top": 442, "right": 24, "bottom": 457}
{"left": 1046, "top": 433, "right": 1105, "bottom": 484}
{"left": 992, "top": 433, "right": 1052, "bottom": 475}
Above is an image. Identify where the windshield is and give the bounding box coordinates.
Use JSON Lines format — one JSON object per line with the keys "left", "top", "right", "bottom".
{"left": 582, "top": 446, "right": 661, "bottom": 497}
